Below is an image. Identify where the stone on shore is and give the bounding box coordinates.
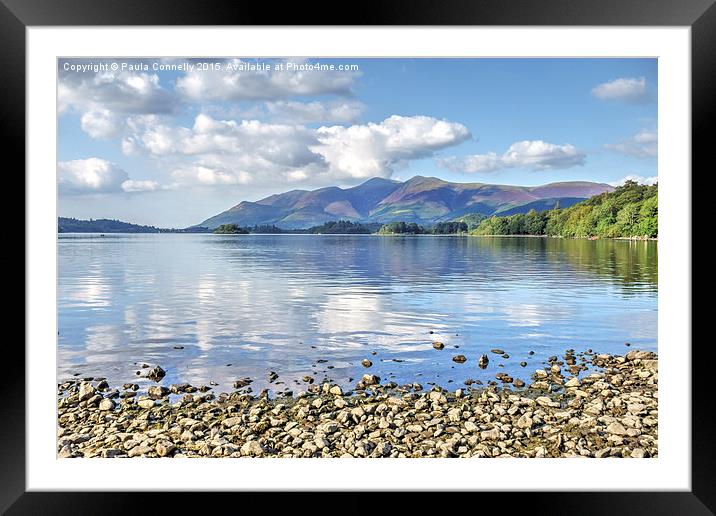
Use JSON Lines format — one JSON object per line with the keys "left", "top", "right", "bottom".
{"left": 57, "top": 349, "right": 658, "bottom": 459}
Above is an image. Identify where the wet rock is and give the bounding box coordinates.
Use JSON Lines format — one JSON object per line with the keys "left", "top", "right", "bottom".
{"left": 432, "top": 341, "right": 445, "bottom": 350}
{"left": 361, "top": 374, "right": 380, "bottom": 386}
{"left": 268, "top": 371, "right": 279, "bottom": 382}
{"left": 233, "top": 378, "right": 253, "bottom": 389}
{"left": 478, "top": 355, "right": 489, "bottom": 369}
{"left": 146, "top": 366, "right": 166, "bottom": 382}
{"left": 148, "top": 386, "right": 169, "bottom": 399}
{"left": 96, "top": 380, "right": 110, "bottom": 391}
{"left": 452, "top": 355, "right": 467, "bottom": 364}
{"left": 361, "top": 359, "right": 373, "bottom": 368}
{"left": 512, "top": 379, "right": 525, "bottom": 388}
{"left": 490, "top": 349, "right": 505, "bottom": 354}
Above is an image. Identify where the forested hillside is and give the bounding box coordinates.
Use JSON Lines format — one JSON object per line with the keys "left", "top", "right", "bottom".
{"left": 471, "top": 181, "right": 657, "bottom": 238}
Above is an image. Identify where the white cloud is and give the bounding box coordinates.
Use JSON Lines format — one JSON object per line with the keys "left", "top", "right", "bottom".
{"left": 124, "top": 113, "right": 470, "bottom": 187}
{"left": 80, "top": 109, "right": 120, "bottom": 139}
{"left": 266, "top": 100, "right": 364, "bottom": 124}
{"left": 59, "top": 67, "right": 174, "bottom": 115}
{"left": 312, "top": 115, "right": 471, "bottom": 179}
{"left": 58, "top": 158, "right": 160, "bottom": 195}
{"left": 58, "top": 158, "right": 129, "bottom": 194}
{"left": 59, "top": 60, "right": 175, "bottom": 139}
{"left": 120, "top": 179, "right": 160, "bottom": 192}
{"left": 176, "top": 58, "right": 358, "bottom": 102}
{"left": 610, "top": 175, "right": 658, "bottom": 187}
{"left": 605, "top": 129, "right": 657, "bottom": 158}
{"left": 438, "top": 140, "right": 586, "bottom": 173}
{"left": 591, "top": 77, "right": 648, "bottom": 102}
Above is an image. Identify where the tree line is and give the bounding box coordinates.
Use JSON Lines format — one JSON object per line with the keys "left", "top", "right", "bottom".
{"left": 471, "top": 181, "right": 657, "bottom": 238}
{"left": 377, "top": 221, "right": 468, "bottom": 235}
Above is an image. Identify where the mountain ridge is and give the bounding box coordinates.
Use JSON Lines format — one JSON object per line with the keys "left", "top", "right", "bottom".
{"left": 198, "top": 176, "right": 614, "bottom": 230}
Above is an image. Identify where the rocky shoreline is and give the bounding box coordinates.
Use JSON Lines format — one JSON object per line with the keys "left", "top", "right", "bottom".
{"left": 57, "top": 349, "right": 658, "bottom": 458}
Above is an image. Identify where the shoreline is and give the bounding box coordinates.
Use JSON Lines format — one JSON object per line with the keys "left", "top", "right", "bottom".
{"left": 59, "top": 231, "right": 658, "bottom": 241}
{"left": 57, "top": 349, "right": 658, "bottom": 458}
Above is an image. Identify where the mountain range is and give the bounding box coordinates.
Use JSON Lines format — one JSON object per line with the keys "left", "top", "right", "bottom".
{"left": 197, "top": 176, "right": 614, "bottom": 230}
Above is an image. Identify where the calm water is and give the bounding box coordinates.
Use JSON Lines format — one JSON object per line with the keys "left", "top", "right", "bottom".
{"left": 58, "top": 234, "right": 657, "bottom": 394}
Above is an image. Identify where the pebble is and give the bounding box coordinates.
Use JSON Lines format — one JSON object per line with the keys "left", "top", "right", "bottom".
{"left": 432, "top": 342, "right": 445, "bottom": 350}
{"left": 56, "top": 350, "right": 658, "bottom": 459}
{"left": 452, "top": 355, "right": 467, "bottom": 364}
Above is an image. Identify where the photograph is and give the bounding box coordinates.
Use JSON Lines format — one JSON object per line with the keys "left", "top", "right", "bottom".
{"left": 56, "top": 56, "right": 659, "bottom": 459}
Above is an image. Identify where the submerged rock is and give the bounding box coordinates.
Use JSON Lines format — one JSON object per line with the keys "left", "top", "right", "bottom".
{"left": 478, "top": 355, "right": 489, "bottom": 369}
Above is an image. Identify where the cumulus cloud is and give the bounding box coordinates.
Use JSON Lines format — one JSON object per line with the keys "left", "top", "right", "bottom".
{"left": 58, "top": 158, "right": 129, "bottom": 194}
{"left": 610, "top": 175, "right": 658, "bottom": 187}
{"left": 266, "top": 100, "right": 364, "bottom": 124}
{"left": 591, "top": 77, "right": 648, "bottom": 102}
{"left": 124, "top": 113, "right": 470, "bottom": 187}
{"left": 176, "top": 58, "right": 358, "bottom": 102}
{"left": 311, "top": 115, "right": 471, "bottom": 179}
{"left": 80, "top": 109, "right": 120, "bottom": 139}
{"left": 58, "top": 158, "right": 159, "bottom": 195}
{"left": 438, "top": 140, "right": 586, "bottom": 173}
{"left": 605, "top": 129, "right": 657, "bottom": 158}
{"left": 59, "top": 60, "right": 175, "bottom": 139}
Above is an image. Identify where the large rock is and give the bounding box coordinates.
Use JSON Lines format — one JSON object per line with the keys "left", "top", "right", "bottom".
{"left": 98, "top": 398, "right": 115, "bottom": 411}
{"left": 148, "top": 386, "right": 169, "bottom": 399}
{"left": 241, "top": 440, "right": 264, "bottom": 456}
{"left": 361, "top": 374, "right": 380, "bottom": 386}
{"left": 146, "top": 366, "right": 166, "bottom": 382}
{"left": 78, "top": 382, "right": 96, "bottom": 402}
{"left": 137, "top": 398, "right": 156, "bottom": 409}
{"left": 155, "top": 441, "right": 175, "bottom": 457}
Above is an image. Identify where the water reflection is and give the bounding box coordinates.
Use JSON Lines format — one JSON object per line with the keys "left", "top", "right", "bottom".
{"left": 58, "top": 234, "right": 657, "bottom": 393}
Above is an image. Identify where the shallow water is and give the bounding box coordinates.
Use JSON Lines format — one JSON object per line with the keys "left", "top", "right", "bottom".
{"left": 58, "top": 234, "right": 657, "bottom": 394}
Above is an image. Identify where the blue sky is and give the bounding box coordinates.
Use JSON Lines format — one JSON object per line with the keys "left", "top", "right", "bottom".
{"left": 58, "top": 58, "right": 657, "bottom": 227}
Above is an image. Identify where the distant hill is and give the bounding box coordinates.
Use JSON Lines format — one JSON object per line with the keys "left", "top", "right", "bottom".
{"left": 58, "top": 217, "right": 209, "bottom": 233}
{"left": 198, "top": 176, "right": 614, "bottom": 230}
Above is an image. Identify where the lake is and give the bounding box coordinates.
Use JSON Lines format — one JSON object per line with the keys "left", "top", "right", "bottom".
{"left": 58, "top": 234, "right": 657, "bottom": 394}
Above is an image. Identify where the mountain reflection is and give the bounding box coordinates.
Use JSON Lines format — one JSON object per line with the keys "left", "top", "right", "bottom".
{"left": 58, "top": 234, "right": 657, "bottom": 393}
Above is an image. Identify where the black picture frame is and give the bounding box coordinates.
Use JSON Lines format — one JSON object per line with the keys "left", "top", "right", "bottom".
{"left": 5, "top": 0, "right": 709, "bottom": 513}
